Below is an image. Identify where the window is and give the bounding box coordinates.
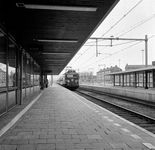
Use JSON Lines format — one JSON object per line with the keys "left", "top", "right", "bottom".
{"left": 0, "top": 30, "right": 7, "bottom": 114}
{"left": 8, "top": 39, "right": 18, "bottom": 109}
{"left": 0, "top": 31, "right": 7, "bottom": 88}
{"left": 8, "top": 40, "right": 17, "bottom": 87}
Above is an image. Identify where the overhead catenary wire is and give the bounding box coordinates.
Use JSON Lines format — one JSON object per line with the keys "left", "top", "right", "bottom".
{"left": 84, "top": 40, "right": 137, "bottom": 47}
{"left": 101, "top": 0, "right": 143, "bottom": 37}
{"left": 116, "top": 14, "right": 155, "bottom": 37}
{"left": 80, "top": 41, "right": 142, "bottom": 70}
{"left": 79, "top": 35, "right": 155, "bottom": 70}
{"left": 73, "top": 39, "right": 141, "bottom": 71}
{"left": 70, "top": 0, "right": 144, "bottom": 67}
{"left": 75, "top": 39, "right": 141, "bottom": 69}
{"left": 98, "top": 13, "right": 155, "bottom": 53}
{"left": 70, "top": 44, "right": 95, "bottom": 66}
{"left": 69, "top": 0, "right": 155, "bottom": 72}
{"left": 85, "top": 13, "right": 155, "bottom": 46}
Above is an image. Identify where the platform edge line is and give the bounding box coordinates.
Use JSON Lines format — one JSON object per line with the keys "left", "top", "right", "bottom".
{"left": 72, "top": 91, "right": 155, "bottom": 138}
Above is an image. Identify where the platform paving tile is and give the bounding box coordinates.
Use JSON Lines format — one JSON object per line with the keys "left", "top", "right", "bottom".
{"left": 87, "top": 134, "right": 102, "bottom": 139}
{"left": 126, "top": 141, "right": 150, "bottom": 149}
{"left": 71, "top": 134, "right": 87, "bottom": 139}
{"left": 29, "top": 139, "right": 47, "bottom": 144}
{"left": 63, "top": 138, "right": 81, "bottom": 143}
{"left": 56, "top": 143, "right": 75, "bottom": 149}
{"left": 10, "top": 139, "right": 29, "bottom": 145}
{"left": 37, "top": 143, "right": 55, "bottom": 150}
{"left": 48, "top": 130, "right": 63, "bottom": 135}
{"left": 109, "top": 143, "right": 130, "bottom": 149}
{"left": 1, "top": 84, "right": 155, "bottom": 150}
{"left": 22, "top": 134, "right": 40, "bottom": 139}
{"left": 39, "top": 134, "right": 55, "bottom": 139}
{"left": 5, "top": 135, "right": 23, "bottom": 140}
{"left": 0, "top": 145, "right": 17, "bottom": 150}
{"left": 92, "top": 142, "right": 112, "bottom": 149}
{"left": 80, "top": 138, "right": 98, "bottom": 144}
{"left": 17, "top": 144, "right": 37, "bottom": 150}
{"left": 62, "top": 129, "right": 78, "bottom": 135}
{"left": 74, "top": 143, "right": 94, "bottom": 149}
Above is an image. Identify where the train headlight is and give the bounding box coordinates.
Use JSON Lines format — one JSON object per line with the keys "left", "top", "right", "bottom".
{"left": 66, "top": 80, "right": 70, "bottom": 82}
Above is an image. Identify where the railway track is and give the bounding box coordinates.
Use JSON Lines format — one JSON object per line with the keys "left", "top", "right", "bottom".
{"left": 75, "top": 88, "right": 155, "bottom": 134}
{"left": 79, "top": 87, "right": 155, "bottom": 108}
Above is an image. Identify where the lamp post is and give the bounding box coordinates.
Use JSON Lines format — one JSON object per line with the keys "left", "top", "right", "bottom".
{"left": 145, "top": 35, "right": 148, "bottom": 67}
{"left": 88, "top": 68, "right": 94, "bottom": 84}
{"left": 119, "top": 59, "right": 121, "bottom": 68}
{"left": 141, "top": 49, "right": 144, "bottom": 65}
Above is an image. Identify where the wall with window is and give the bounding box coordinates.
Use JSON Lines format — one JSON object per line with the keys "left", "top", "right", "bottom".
{"left": 0, "top": 30, "right": 7, "bottom": 115}
{"left": 0, "top": 27, "right": 41, "bottom": 116}
{"left": 21, "top": 51, "right": 40, "bottom": 101}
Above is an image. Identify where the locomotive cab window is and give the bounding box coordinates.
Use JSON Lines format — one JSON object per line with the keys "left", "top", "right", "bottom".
{"left": 67, "top": 74, "right": 73, "bottom": 78}
{"left": 73, "top": 74, "right": 78, "bottom": 78}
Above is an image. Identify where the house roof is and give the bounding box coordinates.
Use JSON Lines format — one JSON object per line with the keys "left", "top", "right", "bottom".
{"left": 125, "top": 64, "right": 152, "bottom": 70}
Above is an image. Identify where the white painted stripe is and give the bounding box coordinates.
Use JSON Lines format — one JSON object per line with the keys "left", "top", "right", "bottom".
{"left": 102, "top": 116, "right": 109, "bottom": 119}
{"left": 130, "top": 134, "right": 142, "bottom": 139}
{"left": 0, "top": 92, "right": 43, "bottom": 137}
{"left": 95, "top": 110, "right": 99, "bottom": 112}
{"left": 121, "top": 128, "right": 130, "bottom": 132}
{"left": 72, "top": 91, "right": 155, "bottom": 138}
{"left": 143, "top": 143, "right": 155, "bottom": 149}
{"left": 114, "top": 123, "right": 121, "bottom": 126}
{"left": 108, "top": 119, "right": 114, "bottom": 122}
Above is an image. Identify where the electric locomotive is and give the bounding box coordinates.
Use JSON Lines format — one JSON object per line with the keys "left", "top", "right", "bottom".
{"left": 59, "top": 69, "right": 79, "bottom": 90}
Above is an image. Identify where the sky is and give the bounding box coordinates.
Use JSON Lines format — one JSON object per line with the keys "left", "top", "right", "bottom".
{"left": 60, "top": 0, "right": 155, "bottom": 75}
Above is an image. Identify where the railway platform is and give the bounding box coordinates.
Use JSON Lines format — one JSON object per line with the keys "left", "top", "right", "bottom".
{"left": 0, "top": 83, "right": 155, "bottom": 150}
{"left": 80, "top": 84, "right": 155, "bottom": 102}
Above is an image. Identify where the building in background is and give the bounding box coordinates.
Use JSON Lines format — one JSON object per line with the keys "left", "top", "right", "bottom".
{"left": 97, "top": 65, "right": 122, "bottom": 85}
{"left": 79, "top": 71, "right": 93, "bottom": 84}
{"left": 0, "top": 68, "right": 6, "bottom": 87}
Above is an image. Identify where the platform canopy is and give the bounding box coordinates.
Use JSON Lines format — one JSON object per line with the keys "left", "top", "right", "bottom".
{"left": 0, "top": 0, "right": 119, "bottom": 75}
{"left": 108, "top": 66, "right": 155, "bottom": 75}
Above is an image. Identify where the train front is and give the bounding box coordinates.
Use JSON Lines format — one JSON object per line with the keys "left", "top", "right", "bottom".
{"left": 65, "top": 70, "right": 79, "bottom": 90}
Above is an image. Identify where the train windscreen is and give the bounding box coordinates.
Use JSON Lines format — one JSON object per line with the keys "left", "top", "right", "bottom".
{"left": 66, "top": 74, "right": 78, "bottom": 78}
{"left": 67, "top": 74, "right": 73, "bottom": 78}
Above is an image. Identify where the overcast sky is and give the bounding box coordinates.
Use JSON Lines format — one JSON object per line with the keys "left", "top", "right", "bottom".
{"left": 61, "top": 0, "right": 155, "bottom": 75}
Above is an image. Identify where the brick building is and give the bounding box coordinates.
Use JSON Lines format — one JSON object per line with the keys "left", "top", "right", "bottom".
{"left": 97, "top": 65, "right": 122, "bottom": 85}
{"left": 0, "top": 68, "right": 6, "bottom": 87}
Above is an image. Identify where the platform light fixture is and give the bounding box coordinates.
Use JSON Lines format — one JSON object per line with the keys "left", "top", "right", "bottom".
{"left": 42, "top": 52, "right": 71, "bottom": 55}
{"left": 45, "top": 59, "right": 66, "bottom": 61}
{"left": 33, "top": 39, "right": 78, "bottom": 43}
{"left": 0, "top": 32, "right": 4, "bottom": 37}
{"left": 16, "top": 3, "right": 97, "bottom": 12}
